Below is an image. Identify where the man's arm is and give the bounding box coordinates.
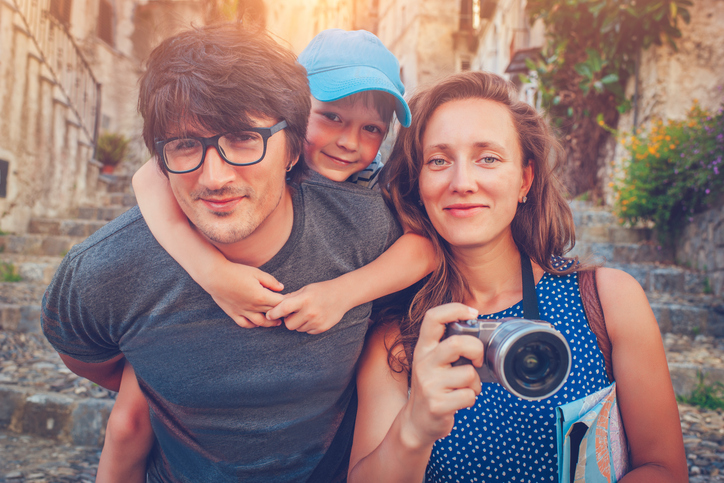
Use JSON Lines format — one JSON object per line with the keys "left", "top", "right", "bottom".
{"left": 58, "top": 353, "right": 126, "bottom": 392}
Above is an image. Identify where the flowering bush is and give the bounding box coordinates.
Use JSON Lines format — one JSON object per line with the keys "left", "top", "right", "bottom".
{"left": 614, "top": 102, "right": 724, "bottom": 244}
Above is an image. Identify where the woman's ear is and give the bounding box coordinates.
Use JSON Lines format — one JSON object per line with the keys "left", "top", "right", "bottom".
{"left": 519, "top": 161, "right": 534, "bottom": 202}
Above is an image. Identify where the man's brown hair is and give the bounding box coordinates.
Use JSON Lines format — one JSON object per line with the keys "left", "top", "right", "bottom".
{"left": 138, "top": 22, "right": 311, "bottom": 176}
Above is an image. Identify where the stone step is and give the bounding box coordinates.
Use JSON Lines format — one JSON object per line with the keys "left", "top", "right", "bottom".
{"left": 98, "top": 174, "right": 133, "bottom": 195}
{"left": 571, "top": 206, "right": 618, "bottom": 227}
{"left": 0, "top": 234, "right": 85, "bottom": 256}
{"left": 0, "top": 282, "right": 47, "bottom": 306}
{"left": 609, "top": 262, "right": 711, "bottom": 296}
{"left": 0, "top": 303, "right": 42, "bottom": 332}
{"left": 99, "top": 191, "right": 137, "bottom": 208}
{"left": 570, "top": 240, "right": 675, "bottom": 265}
{"left": 75, "top": 205, "right": 131, "bottom": 221}
{"left": 27, "top": 218, "right": 106, "bottom": 238}
{"left": 649, "top": 294, "right": 724, "bottom": 337}
{"left": 0, "top": 254, "right": 62, "bottom": 285}
{"left": 575, "top": 225, "right": 652, "bottom": 244}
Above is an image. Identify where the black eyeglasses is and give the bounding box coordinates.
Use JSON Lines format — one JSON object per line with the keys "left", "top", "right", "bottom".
{"left": 154, "top": 120, "right": 288, "bottom": 174}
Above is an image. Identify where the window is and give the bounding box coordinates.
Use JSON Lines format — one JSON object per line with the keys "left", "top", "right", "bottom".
{"left": 49, "top": 0, "right": 72, "bottom": 26}
{"left": 461, "top": 58, "right": 471, "bottom": 71}
{"left": 97, "top": 0, "right": 114, "bottom": 47}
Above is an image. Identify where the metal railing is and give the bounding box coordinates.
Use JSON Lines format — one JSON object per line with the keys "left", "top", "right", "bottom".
{"left": 11, "top": 0, "right": 101, "bottom": 147}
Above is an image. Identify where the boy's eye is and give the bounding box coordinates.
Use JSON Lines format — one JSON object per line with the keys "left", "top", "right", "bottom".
{"left": 363, "top": 125, "right": 383, "bottom": 135}
{"left": 322, "top": 112, "right": 341, "bottom": 122}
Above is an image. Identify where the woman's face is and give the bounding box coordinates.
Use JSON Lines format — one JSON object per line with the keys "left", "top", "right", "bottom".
{"left": 418, "top": 98, "right": 533, "bottom": 251}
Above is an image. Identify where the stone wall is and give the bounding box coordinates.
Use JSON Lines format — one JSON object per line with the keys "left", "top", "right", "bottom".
{"left": 675, "top": 198, "right": 724, "bottom": 298}
{"left": 605, "top": 0, "right": 724, "bottom": 204}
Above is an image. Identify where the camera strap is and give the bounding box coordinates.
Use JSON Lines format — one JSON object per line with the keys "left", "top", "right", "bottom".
{"left": 520, "top": 253, "right": 540, "bottom": 320}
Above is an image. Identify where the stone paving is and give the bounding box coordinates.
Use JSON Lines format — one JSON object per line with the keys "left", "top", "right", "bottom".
{"left": 2, "top": 329, "right": 724, "bottom": 481}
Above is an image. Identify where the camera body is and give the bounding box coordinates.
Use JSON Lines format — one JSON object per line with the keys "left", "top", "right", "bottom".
{"left": 445, "top": 318, "right": 571, "bottom": 400}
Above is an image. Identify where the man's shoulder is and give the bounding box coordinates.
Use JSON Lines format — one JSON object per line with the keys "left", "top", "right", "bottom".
{"left": 62, "top": 206, "right": 162, "bottom": 272}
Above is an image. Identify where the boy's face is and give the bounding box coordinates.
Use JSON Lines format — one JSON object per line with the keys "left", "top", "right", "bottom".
{"left": 305, "top": 97, "right": 388, "bottom": 182}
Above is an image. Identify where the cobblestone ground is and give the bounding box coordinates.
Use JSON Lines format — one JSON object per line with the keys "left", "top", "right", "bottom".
{"left": 3, "top": 331, "right": 724, "bottom": 481}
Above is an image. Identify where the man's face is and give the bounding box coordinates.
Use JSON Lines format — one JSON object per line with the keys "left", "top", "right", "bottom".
{"left": 166, "top": 114, "right": 294, "bottom": 246}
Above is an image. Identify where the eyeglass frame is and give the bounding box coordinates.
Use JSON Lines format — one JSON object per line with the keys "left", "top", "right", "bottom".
{"left": 154, "top": 120, "right": 288, "bottom": 174}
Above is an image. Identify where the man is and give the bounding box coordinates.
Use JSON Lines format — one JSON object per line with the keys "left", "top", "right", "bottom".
{"left": 42, "top": 23, "right": 401, "bottom": 482}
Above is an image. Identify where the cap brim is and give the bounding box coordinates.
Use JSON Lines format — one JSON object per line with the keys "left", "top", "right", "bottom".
{"left": 307, "top": 66, "right": 411, "bottom": 127}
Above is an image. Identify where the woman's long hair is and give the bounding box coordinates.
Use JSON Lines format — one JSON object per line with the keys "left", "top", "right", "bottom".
{"left": 380, "top": 71, "right": 579, "bottom": 373}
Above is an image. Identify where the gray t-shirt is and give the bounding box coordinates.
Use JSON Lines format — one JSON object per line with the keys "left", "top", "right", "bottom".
{"left": 42, "top": 172, "right": 402, "bottom": 482}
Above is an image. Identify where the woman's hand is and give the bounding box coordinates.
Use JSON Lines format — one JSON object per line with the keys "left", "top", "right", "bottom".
{"left": 400, "top": 303, "right": 485, "bottom": 450}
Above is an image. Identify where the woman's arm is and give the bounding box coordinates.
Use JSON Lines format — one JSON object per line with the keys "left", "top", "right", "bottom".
{"left": 348, "top": 303, "right": 483, "bottom": 482}
{"left": 267, "top": 233, "right": 435, "bottom": 333}
{"left": 597, "top": 268, "right": 688, "bottom": 483}
{"left": 132, "top": 159, "right": 284, "bottom": 328}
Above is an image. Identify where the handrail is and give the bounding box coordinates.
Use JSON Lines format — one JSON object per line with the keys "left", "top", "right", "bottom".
{"left": 10, "top": 0, "right": 101, "bottom": 147}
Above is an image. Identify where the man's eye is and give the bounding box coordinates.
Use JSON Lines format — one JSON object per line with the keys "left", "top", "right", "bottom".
{"left": 167, "top": 139, "right": 199, "bottom": 153}
{"left": 480, "top": 156, "right": 498, "bottom": 164}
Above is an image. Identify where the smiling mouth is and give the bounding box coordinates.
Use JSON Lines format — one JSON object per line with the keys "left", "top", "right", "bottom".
{"left": 322, "top": 152, "right": 356, "bottom": 165}
{"left": 200, "top": 197, "right": 244, "bottom": 212}
{"left": 444, "top": 204, "right": 489, "bottom": 217}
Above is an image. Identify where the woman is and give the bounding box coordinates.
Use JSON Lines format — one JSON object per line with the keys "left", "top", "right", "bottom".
{"left": 348, "top": 71, "right": 687, "bottom": 482}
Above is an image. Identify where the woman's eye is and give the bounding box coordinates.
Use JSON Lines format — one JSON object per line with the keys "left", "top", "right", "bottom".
{"left": 428, "top": 158, "right": 448, "bottom": 166}
{"left": 480, "top": 156, "right": 499, "bottom": 164}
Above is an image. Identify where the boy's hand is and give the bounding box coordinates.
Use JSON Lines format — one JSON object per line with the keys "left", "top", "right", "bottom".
{"left": 207, "top": 264, "right": 285, "bottom": 329}
{"left": 266, "top": 280, "right": 352, "bottom": 334}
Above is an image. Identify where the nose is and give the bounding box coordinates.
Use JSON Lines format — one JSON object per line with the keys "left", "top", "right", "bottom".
{"left": 336, "top": 126, "right": 359, "bottom": 152}
{"left": 449, "top": 160, "right": 478, "bottom": 194}
{"left": 196, "top": 147, "right": 236, "bottom": 190}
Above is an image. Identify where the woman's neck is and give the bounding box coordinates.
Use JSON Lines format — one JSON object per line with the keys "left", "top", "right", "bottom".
{"left": 453, "top": 236, "right": 541, "bottom": 315}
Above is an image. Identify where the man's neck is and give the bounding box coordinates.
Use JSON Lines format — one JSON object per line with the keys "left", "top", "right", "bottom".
{"left": 210, "top": 186, "right": 295, "bottom": 267}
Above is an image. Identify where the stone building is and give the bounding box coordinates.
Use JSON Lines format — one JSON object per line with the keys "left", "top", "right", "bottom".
{"left": 0, "top": 0, "right": 205, "bottom": 233}
{"left": 0, "top": 0, "right": 362, "bottom": 234}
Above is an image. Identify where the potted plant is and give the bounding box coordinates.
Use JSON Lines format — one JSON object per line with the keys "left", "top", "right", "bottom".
{"left": 95, "top": 132, "right": 130, "bottom": 174}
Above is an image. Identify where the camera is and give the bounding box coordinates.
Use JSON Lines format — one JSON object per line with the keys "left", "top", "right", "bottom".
{"left": 444, "top": 318, "right": 571, "bottom": 400}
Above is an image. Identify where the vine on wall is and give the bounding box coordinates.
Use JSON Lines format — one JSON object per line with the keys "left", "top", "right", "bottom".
{"left": 525, "top": 0, "right": 692, "bottom": 199}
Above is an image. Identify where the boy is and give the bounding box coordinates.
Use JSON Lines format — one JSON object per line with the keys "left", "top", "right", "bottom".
{"left": 97, "top": 29, "right": 433, "bottom": 482}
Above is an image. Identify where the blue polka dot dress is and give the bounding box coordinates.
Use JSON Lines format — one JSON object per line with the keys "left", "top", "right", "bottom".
{"left": 425, "top": 258, "right": 610, "bottom": 482}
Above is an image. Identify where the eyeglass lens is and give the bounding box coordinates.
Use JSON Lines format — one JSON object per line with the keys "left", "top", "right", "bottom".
{"left": 164, "top": 132, "right": 265, "bottom": 172}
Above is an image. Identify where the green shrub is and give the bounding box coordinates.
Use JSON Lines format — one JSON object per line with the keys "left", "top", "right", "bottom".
{"left": 677, "top": 373, "right": 724, "bottom": 410}
{"left": 95, "top": 132, "right": 130, "bottom": 167}
{"left": 0, "top": 262, "right": 21, "bottom": 282}
{"left": 614, "top": 103, "right": 724, "bottom": 244}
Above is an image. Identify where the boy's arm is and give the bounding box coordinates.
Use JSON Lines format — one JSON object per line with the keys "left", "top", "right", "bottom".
{"left": 132, "top": 159, "right": 284, "bottom": 328}
{"left": 267, "top": 233, "right": 435, "bottom": 333}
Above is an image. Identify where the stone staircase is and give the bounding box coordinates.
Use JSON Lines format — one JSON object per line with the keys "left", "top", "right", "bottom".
{"left": 569, "top": 200, "right": 724, "bottom": 394}
{"left": 0, "top": 177, "right": 133, "bottom": 447}
{"left": 0, "top": 186, "right": 135, "bottom": 335}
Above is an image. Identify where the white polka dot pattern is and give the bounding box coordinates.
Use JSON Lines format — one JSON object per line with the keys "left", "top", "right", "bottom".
{"left": 425, "top": 257, "right": 610, "bottom": 482}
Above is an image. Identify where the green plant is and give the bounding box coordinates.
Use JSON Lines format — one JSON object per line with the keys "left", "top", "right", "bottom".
{"left": 614, "top": 102, "right": 724, "bottom": 244}
{"left": 524, "top": 0, "right": 691, "bottom": 198}
{"left": 703, "top": 277, "right": 713, "bottom": 294}
{"left": 95, "top": 132, "right": 130, "bottom": 167}
{"left": 0, "top": 262, "right": 21, "bottom": 282}
{"left": 677, "top": 373, "right": 724, "bottom": 410}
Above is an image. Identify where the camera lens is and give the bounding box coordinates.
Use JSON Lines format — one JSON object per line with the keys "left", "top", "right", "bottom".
{"left": 503, "top": 332, "right": 569, "bottom": 399}
{"left": 486, "top": 320, "right": 571, "bottom": 400}
{"left": 514, "top": 341, "right": 556, "bottom": 383}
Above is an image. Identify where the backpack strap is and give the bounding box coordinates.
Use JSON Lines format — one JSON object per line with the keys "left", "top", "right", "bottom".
{"left": 579, "top": 269, "right": 614, "bottom": 383}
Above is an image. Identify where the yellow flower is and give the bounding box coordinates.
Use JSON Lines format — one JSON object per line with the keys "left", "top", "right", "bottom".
{"left": 670, "top": 144, "right": 676, "bottom": 149}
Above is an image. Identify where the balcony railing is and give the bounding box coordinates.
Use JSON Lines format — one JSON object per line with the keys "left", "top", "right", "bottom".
{"left": 11, "top": 0, "right": 101, "bottom": 147}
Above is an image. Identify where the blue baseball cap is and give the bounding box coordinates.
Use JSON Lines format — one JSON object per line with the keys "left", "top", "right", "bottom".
{"left": 298, "top": 29, "right": 411, "bottom": 127}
